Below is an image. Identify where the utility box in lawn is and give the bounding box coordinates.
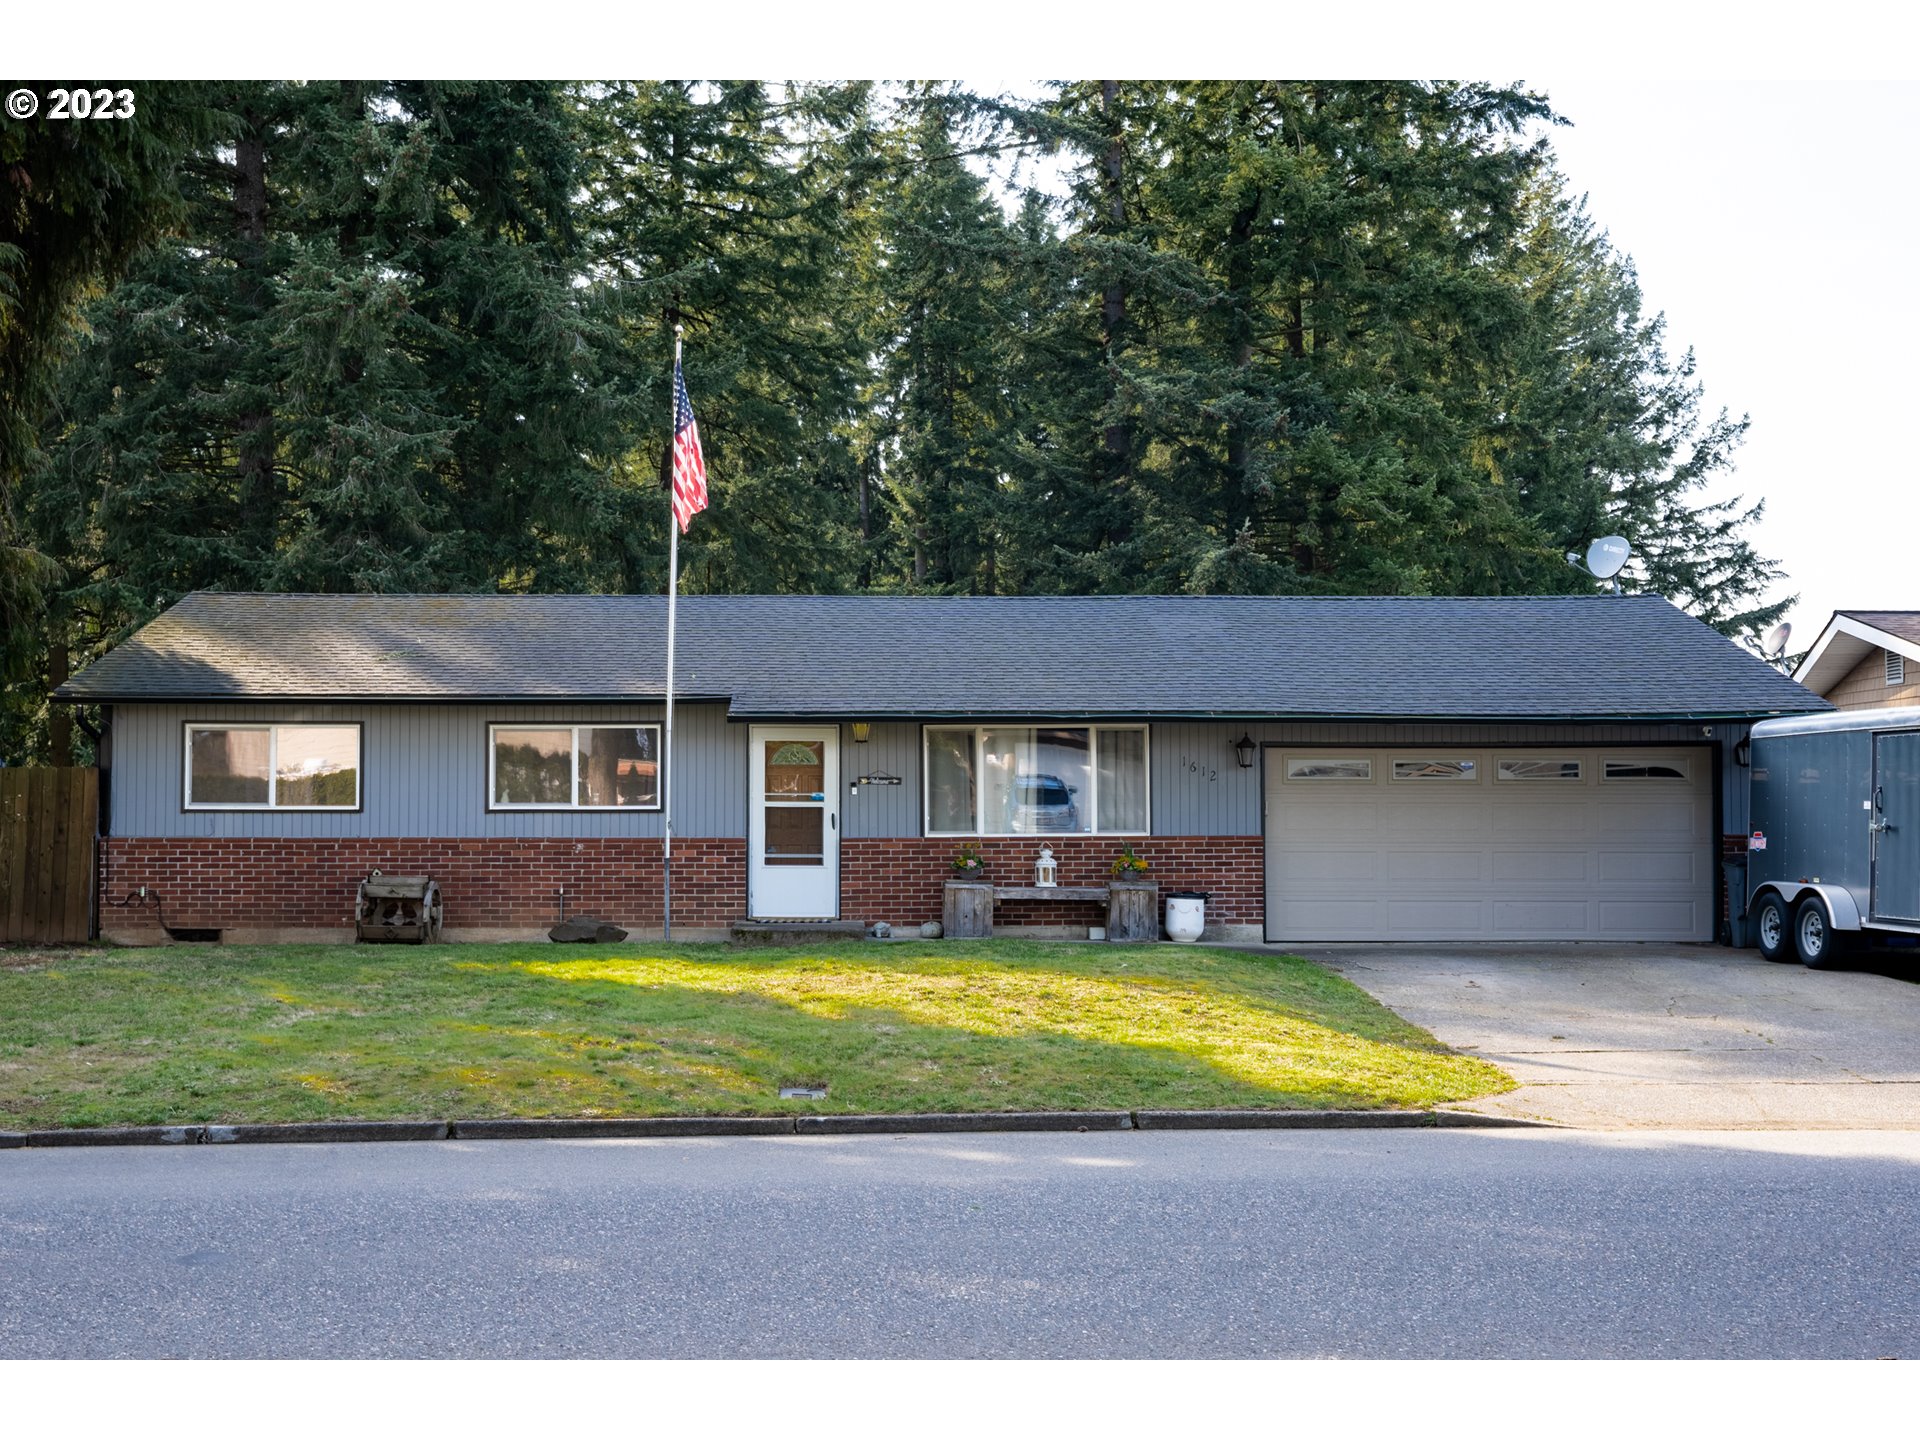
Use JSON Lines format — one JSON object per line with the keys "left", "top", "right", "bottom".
{"left": 1744, "top": 706, "right": 1920, "bottom": 967}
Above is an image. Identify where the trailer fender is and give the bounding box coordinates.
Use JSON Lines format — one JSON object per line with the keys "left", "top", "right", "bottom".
{"left": 1750, "top": 882, "right": 1863, "bottom": 933}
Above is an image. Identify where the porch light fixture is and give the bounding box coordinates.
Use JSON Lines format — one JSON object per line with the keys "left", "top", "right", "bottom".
{"left": 850, "top": 722, "right": 872, "bottom": 744}
{"left": 1234, "top": 733, "right": 1257, "bottom": 769}
{"left": 1035, "top": 846, "right": 1058, "bottom": 888}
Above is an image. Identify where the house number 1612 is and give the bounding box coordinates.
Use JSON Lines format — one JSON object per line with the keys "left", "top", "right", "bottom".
{"left": 1181, "top": 755, "right": 1219, "bottom": 782}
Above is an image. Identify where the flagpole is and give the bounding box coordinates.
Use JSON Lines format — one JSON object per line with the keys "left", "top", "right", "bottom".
{"left": 663, "top": 325, "right": 682, "bottom": 943}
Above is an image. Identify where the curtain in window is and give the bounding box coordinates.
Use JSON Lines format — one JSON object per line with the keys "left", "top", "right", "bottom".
{"left": 1097, "top": 728, "right": 1147, "bottom": 831}
{"left": 926, "top": 729, "right": 977, "bottom": 832}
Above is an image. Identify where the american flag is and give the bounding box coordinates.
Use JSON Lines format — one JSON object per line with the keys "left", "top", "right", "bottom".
{"left": 670, "top": 359, "right": 709, "bottom": 533}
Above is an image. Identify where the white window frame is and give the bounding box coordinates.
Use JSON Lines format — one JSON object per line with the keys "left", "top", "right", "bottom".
{"left": 183, "top": 722, "right": 361, "bottom": 811}
{"left": 488, "top": 722, "right": 664, "bottom": 812}
{"left": 1389, "top": 756, "right": 1480, "bottom": 782}
{"left": 922, "top": 724, "right": 1151, "bottom": 838}
{"left": 1284, "top": 756, "right": 1374, "bottom": 782}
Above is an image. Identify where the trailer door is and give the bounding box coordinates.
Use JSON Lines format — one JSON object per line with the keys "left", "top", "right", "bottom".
{"left": 1871, "top": 730, "right": 1920, "bottom": 925}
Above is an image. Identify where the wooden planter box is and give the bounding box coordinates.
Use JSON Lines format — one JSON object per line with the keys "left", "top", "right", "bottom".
{"left": 943, "top": 880, "right": 994, "bottom": 939}
{"left": 1106, "top": 881, "right": 1159, "bottom": 943}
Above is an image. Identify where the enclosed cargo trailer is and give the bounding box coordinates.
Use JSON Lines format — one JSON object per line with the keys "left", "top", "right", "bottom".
{"left": 1744, "top": 706, "right": 1920, "bottom": 966}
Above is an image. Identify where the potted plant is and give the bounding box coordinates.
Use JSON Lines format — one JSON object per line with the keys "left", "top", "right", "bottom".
{"left": 950, "top": 842, "right": 988, "bottom": 881}
{"left": 1110, "top": 843, "right": 1151, "bottom": 881}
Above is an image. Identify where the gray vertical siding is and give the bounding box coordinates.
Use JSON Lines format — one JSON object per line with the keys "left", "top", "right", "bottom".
{"left": 109, "top": 703, "right": 1755, "bottom": 843}
{"left": 842, "top": 721, "right": 921, "bottom": 838}
{"left": 110, "top": 702, "right": 744, "bottom": 838}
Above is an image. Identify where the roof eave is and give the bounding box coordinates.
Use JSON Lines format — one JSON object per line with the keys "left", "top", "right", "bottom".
{"left": 1795, "top": 613, "right": 1920, "bottom": 693}
{"left": 53, "top": 691, "right": 727, "bottom": 706}
{"left": 724, "top": 706, "right": 1832, "bottom": 723}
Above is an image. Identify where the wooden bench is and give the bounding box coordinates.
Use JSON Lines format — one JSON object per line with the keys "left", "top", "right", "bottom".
{"left": 942, "top": 880, "right": 1157, "bottom": 942}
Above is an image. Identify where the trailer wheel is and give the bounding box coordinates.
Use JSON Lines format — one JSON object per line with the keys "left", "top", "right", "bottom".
{"left": 1753, "top": 892, "right": 1792, "bottom": 961}
{"left": 1794, "top": 896, "right": 1846, "bottom": 970}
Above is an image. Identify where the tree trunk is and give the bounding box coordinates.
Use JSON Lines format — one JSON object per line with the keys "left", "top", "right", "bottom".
{"left": 857, "top": 447, "right": 873, "bottom": 589}
{"left": 1100, "top": 81, "right": 1132, "bottom": 546}
{"left": 1224, "top": 192, "right": 1260, "bottom": 535}
{"left": 232, "top": 110, "right": 277, "bottom": 566}
{"left": 46, "top": 638, "right": 71, "bottom": 767}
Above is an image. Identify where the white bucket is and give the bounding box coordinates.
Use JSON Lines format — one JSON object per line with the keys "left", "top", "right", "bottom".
{"left": 1164, "top": 892, "right": 1206, "bottom": 943}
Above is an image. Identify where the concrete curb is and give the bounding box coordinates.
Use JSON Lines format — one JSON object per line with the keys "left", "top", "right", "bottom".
{"left": 1429, "top": 1111, "right": 1554, "bottom": 1129}
{"left": 797, "top": 1111, "right": 1135, "bottom": 1135}
{"left": 7, "top": 1108, "right": 1557, "bottom": 1148}
{"left": 1134, "top": 1108, "right": 1555, "bottom": 1131}
{"left": 451, "top": 1117, "right": 793, "bottom": 1140}
{"left": 205, "top": 1121, "right": 450, "bottom": 1145}
{"left": 22, "top": 1125, "right": 203, "bottom": 1147}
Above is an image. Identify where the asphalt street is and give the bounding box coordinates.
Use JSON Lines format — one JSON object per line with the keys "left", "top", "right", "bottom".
{"left": 3, "top": 1129, "right": 1916, "bottom": 1359}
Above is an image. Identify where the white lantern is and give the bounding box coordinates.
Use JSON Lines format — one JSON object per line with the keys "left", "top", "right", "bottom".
{"left": 1035, "top": 846, "right": 1057, "bottom": 888}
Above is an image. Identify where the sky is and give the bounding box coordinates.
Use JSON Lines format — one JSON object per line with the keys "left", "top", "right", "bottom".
{"left": 1539, "top": 75, "right": 1919, "bottom": 649}
{"left": 16, "top": 3, "right": 1919, "bottom": 652}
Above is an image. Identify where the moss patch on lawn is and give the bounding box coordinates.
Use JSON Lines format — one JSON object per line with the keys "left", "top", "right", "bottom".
{"left": 0, "top": 940, "right": 1514, "bottom": 1129}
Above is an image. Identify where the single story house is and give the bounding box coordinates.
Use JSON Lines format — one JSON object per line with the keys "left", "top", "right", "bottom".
{"left": 1792, "top": 610, "right": 1920, "bottom": 711}
{"left": 56, "top": 592, "right": 1829, "bottom": 944}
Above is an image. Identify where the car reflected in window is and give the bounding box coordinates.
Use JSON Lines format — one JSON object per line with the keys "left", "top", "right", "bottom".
{"left": 1010, "top": 773, "right": 1081, "bottom": 832}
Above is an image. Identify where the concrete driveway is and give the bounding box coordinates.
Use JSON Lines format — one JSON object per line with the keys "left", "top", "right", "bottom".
{"left": 1288, "top": 943, "right": 1920, "bottom": 1129}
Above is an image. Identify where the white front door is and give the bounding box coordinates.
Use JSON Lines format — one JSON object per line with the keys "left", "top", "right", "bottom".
{"left": 748, "top": 726, "right": 840, "bottom": 919}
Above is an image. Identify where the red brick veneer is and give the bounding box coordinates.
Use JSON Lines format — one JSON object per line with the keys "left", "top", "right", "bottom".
{"left": 102, "top": 837, "right": 745, "bottom": 932}
{"left": 838, "top": 836, "right": 1265, "bottom": 928}
{"left": 101, "top": 834, "right": 1266, "bottom": 934}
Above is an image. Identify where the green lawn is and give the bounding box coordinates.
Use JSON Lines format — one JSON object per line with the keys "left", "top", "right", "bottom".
{"left": 0, "top": 940, "right": 1513, "bottom": 1130}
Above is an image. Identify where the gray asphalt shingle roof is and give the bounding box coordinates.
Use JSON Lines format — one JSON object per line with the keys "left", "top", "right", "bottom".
{"left": 56, "top": 591, "right": 1830, "bottom": 720}
{"left": 1838, "top": 610, "right": 1920, "bottom": 645}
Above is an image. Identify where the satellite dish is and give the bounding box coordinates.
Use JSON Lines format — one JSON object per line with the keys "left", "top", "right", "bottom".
{"left": 1763, "top": 621, "right": 1792, "bottom": 660}
{"left": 1585, "top": 536, "right": 1631, "bottom": 581}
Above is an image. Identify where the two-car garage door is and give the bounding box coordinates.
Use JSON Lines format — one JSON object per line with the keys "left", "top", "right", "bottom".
{"left": 1263, "top": 748, "right": 1712, "bottom": 941}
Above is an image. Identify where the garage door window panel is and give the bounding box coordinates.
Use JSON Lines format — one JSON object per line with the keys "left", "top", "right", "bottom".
{"left": 1603, "top": 759, "right": 1690, "bottom": 781}
{"left": 1285, "top": 757, "right": 1373, "bottom": 781}
{"left": 1497, "top": 758, "right": 1583, "bottom": 781}
{"left": 1390, "top": 758, "right": 1478, "bottom": 781}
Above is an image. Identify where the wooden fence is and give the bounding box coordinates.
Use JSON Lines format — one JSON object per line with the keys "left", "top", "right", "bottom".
{"left": 0, "top": 768, "right": 98, "bottom": 943}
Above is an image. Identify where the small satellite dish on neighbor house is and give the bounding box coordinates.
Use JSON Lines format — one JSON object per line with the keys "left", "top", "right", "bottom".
{"left": 1762, "top": 622, "right": 1792, "bottom": 662}
{"left": 1585, "top": 536, "right": 1631, "bottom": 580}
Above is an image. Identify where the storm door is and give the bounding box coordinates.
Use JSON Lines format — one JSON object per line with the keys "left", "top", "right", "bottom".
{"left": 748, "top": 727, "right": 840, "bottom": 919}
{"left": 1870, "top": 730, "right": 1920, "bottom": 924}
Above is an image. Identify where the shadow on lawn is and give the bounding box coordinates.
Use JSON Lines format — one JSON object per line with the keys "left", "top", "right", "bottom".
{"left": 432, "top": 950, "right": 1510, "bottom": 1117}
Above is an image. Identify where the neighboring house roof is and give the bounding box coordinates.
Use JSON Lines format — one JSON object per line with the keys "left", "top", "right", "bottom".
{"left": 1792, "top": 610, "right": 1920, "bottom": 696}
{"left": 56, "top": 591, "right": 1830, "bottom": 721}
